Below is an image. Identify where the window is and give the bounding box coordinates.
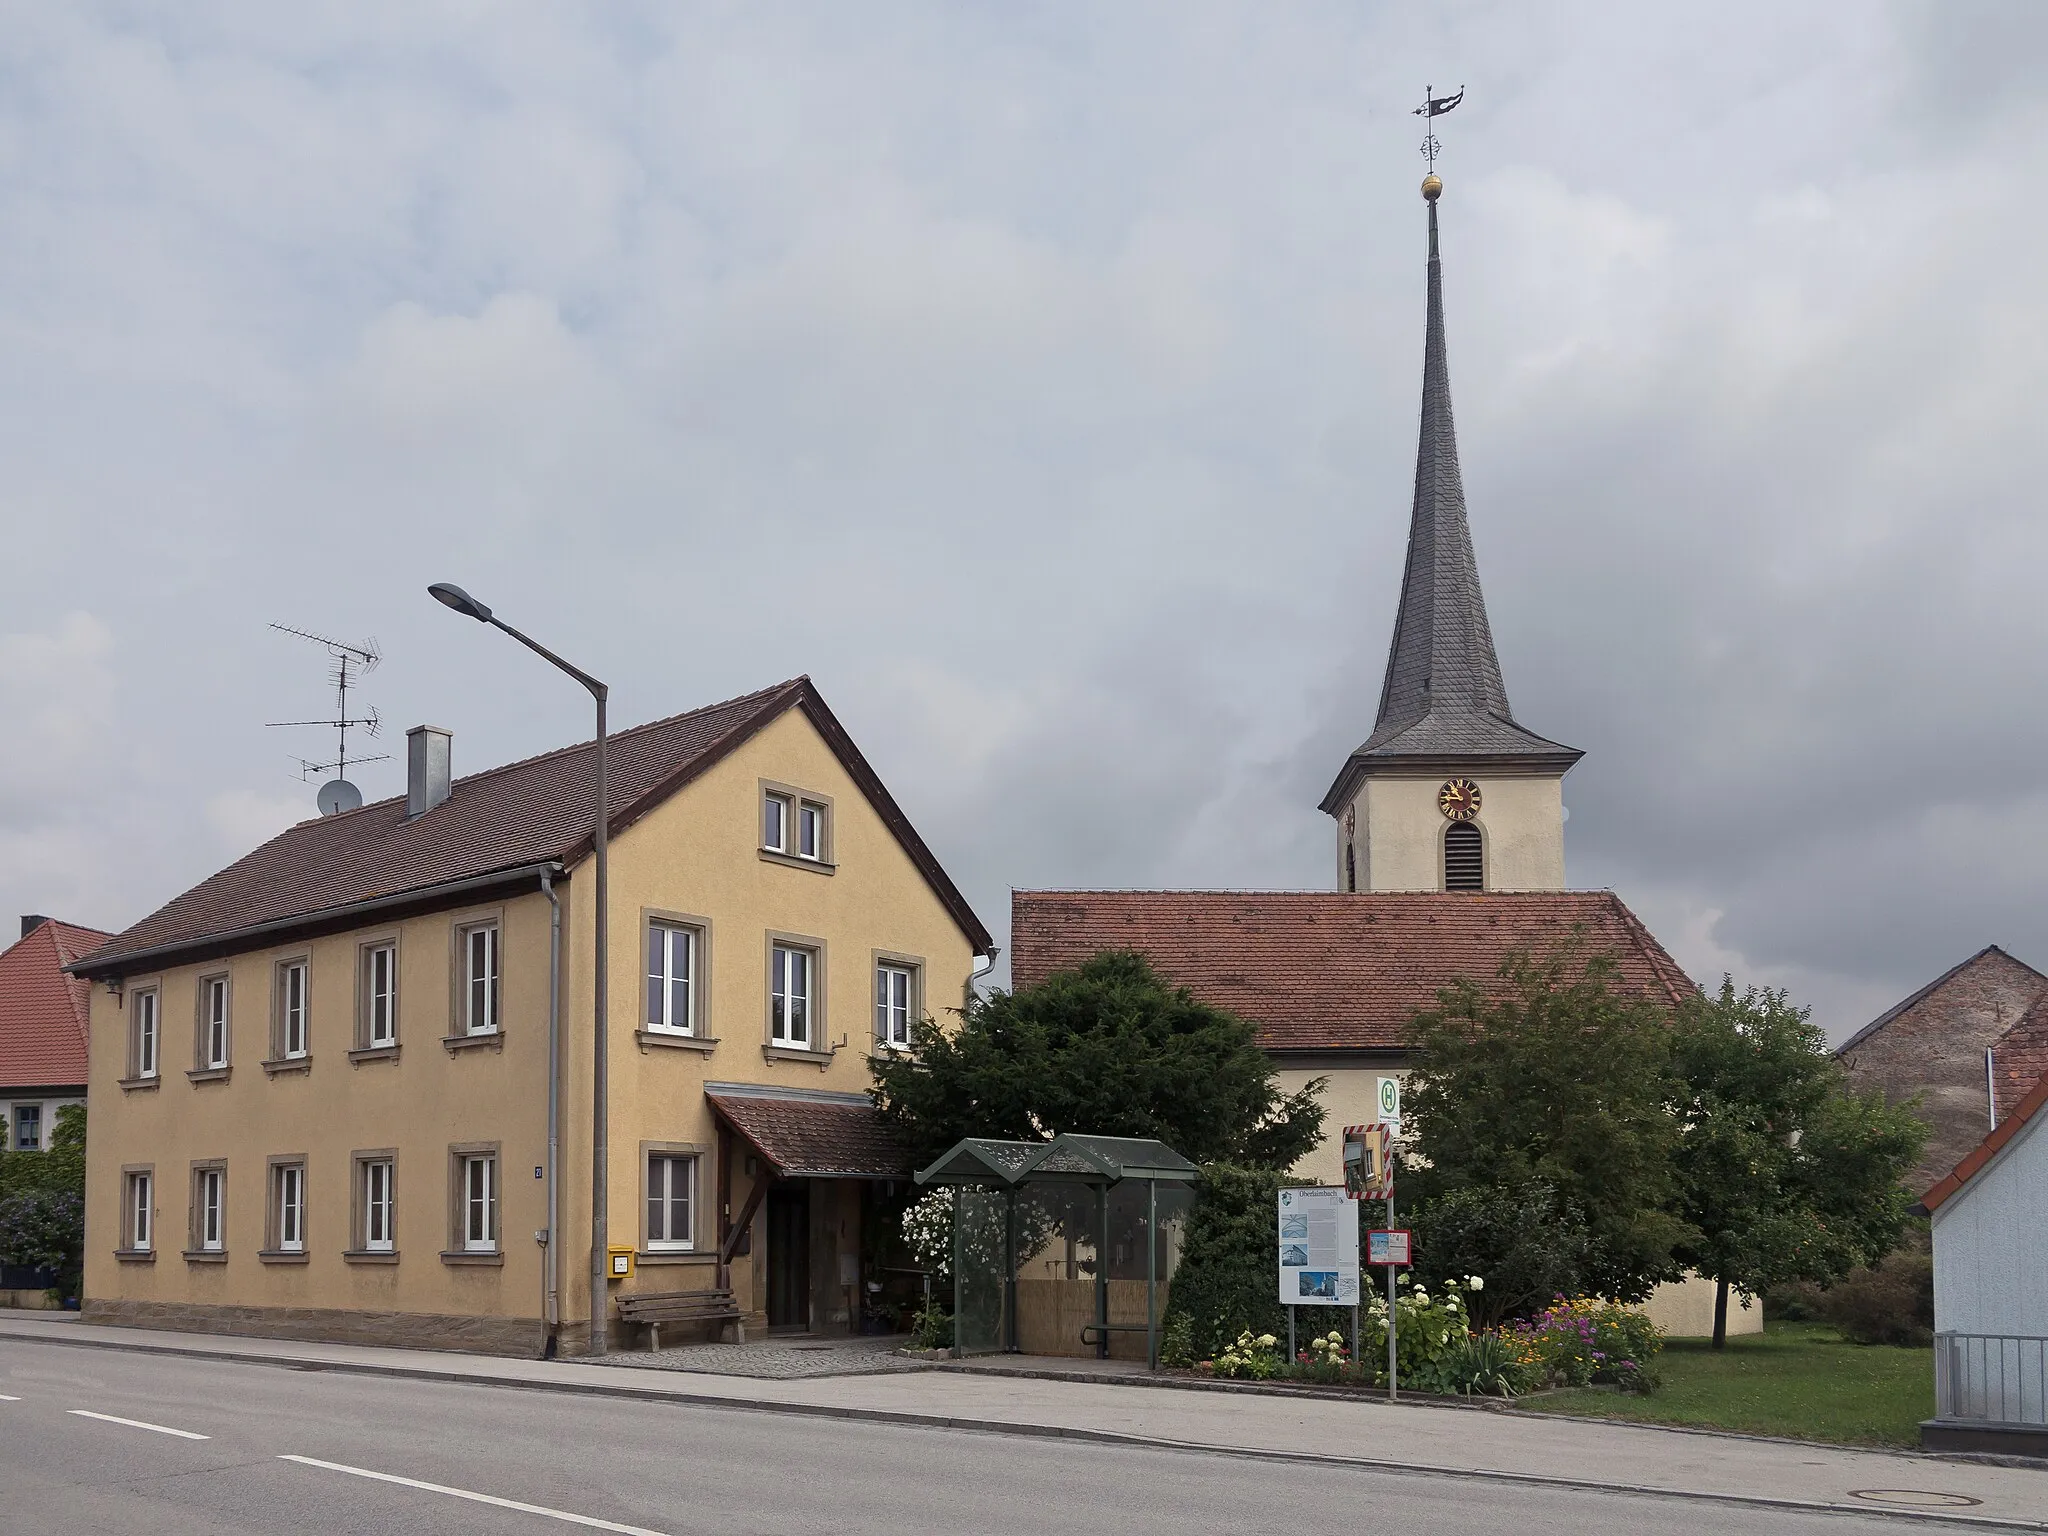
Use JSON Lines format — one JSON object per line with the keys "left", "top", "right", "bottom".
{"left": 1346, "top": 842, "right": 1357, "bottom": 894}
{"left": 875, "top": 963, "right": 915, "bottom": 1051}
{"left": 645, "top": 922, "right": 697, "bottom": 1035}
{"left": 13, "top": 1104, "right": 41, "bottom": 1151}
{"left": 125, "top": 1170, "right": 153, "bottom": 1252}
{"left": 194, "top": 1166, "right": 225, "bottom": 1253}
{"left": 273, "top": 1162, "right": 307, "bottom": 1253}
{"left": 797, "top": 801, "right": 824, "bottom": 860}
{"left": 462, "top": 923, "right": 500, "bottom": 1035}
{"left": 762, "top": 791, "right": 789, "bottom": 852}
{"left": 132, "top": 988, "right": 160, "bottom": 1080}
{"left": 277, "top": 959, "right": 310, "bottom": 1059}
{"left": 461, "top": 1154, "right": 497, "bottom": 1252}
{"left": 646, "top": 1154, "right": 694, "bottom": 1250}
{"left": 1443, "top": 821, "right": 1484, "bottom": 892}
{"left": 362, "top": 1159, "right": 395, "bottom": 1252}
{"left": 770, "top": 944, "right": 814, "bottom": 1047}
{"left": 199, "top": 975, "right": 230, "bottom": 1069}
{"left": 362, "top": 942, "right": 397, "bottom": 1047}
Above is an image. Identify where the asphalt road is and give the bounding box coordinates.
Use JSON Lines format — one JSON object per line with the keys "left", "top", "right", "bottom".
{"left": 0, "top": 1337, "right": 1975, "bottom": 1535}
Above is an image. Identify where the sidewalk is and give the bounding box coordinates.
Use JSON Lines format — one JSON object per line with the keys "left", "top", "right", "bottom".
{"left": 4, "top": 1311, "right": 2044, "bottom": 1529}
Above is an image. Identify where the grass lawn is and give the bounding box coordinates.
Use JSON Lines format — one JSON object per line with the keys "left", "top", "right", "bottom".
{"left": 1518, "top": 1321, "right": 1933, "bottom": 1447}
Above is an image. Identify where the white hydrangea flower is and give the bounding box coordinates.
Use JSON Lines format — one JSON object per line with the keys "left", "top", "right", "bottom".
{"left": 1468, "top": 1276, "right": 1485, "bottom": 1291}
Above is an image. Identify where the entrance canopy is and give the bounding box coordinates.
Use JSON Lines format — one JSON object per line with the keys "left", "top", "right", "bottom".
{"left": 914, "top": 1133, "right": 1198, "bottom": 1190}
{"left": 707, "top": 1083, "right": 910, "bottom": 1180}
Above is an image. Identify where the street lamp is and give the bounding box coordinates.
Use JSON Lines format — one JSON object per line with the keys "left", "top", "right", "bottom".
{"left": 429, "top": 583, "right": 612, "bottom": 1357}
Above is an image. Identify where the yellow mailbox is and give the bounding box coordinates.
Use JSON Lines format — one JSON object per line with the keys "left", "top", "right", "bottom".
{"left": 606, "top": 1245, "right": 635, "bottom": 1281}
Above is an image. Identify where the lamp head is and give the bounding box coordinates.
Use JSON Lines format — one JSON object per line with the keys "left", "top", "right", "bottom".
{"left": 428, "top": 582, "right": 492, "bottom": 622}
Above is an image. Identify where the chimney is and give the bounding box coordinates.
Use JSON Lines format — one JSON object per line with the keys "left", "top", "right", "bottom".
{"left": 20, "top": 914, "right": 51, "bottom": 940}
{"left": 407, "top": 726, "right": 453, "bottom": 817}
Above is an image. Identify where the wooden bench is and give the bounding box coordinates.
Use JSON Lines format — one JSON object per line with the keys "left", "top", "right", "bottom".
{"left": 617, "top": 1288, "right": 745, "bottom": 1350}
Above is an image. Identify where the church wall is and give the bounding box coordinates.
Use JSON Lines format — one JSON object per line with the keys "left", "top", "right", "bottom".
{"left": 1273, "top": 1067, "right": 1395, "bottom": 1185}
{"left": 1353, "top": 775, "right": 1566, "bottom": 892}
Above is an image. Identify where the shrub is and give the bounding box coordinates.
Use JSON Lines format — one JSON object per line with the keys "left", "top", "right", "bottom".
{"left": 1158, "top": 1311, "right": 1196, "bottom": 1368}
{"left": 1409, "top": 1180, "right": 1592, "bottom": 1328}
{"left": 1163, "top": 1165, "right": 1297, "bottom": 1360}
{"left": 1290, "top": 1328, "right": 1357, "bottom": 1383}
{"left": 1507, "top": 1296, "right": 1662, "bottom": 1391}
{"left": 1446, "top": 1330, "right": 1543, "bottom": 1397}
{"left": 0, "top": 1188, "right": 84, "bottom": 1301}
{"left": 1361, "top": 1275, "right": 1482, "bottom": 1394}
{"left": 1812, "top": 1247, "right": 1934, "bottom": 1347}
{"left": 1206, "top": 1330, "right": 1283, "bottom": 1380}
{"left": 908, "top": 1301, "right": 953, "bottom": 1350}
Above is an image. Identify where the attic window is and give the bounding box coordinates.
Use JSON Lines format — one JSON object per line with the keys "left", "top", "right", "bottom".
{"left": 1443, "top": 821, "right": 1484, "bottom": 892}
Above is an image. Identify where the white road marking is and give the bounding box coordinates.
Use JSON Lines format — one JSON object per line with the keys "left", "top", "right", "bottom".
{"left": 68, "top": 1409, "right": 210, "bottom": 1440}
{"left": 279, "top": 1455, "right": 670, "bottom": 1535}
{"left": 0, "top": 1393, "right": 20, "bottom": 1401}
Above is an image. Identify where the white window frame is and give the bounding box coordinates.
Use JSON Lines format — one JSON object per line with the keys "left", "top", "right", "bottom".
{"left": 276, "top": 1163, "right": 306, "bottom": 1253}
{"left": 876, "top": 963, "right": 914, "bottom": 1051}
{"left": 280, "top": 960, "right": 309, "bottom": 1059}
{"left": 365, "top": 943, "right": 397, "bottom": 1047}
{"left": 363, "top": 1159, "right": 395, "bottom": 1252}
{"left": 197, "top": 1168, "right": 225, "bottom": 1252}
{"left": 133, "top": 988, "right": 160, "bottom": 1080}
{"left": 201, "top": 976, "right": 230, "bottom": 1069}
{"left": 645, "top": 922, "right": 697, "bottom": 1036}
{"left": 462, "top": 1155, "right": 497, "bottom": 1252}
{"left": 128, "top": 1171, "right": 153, "bottom": 1252}
{"left": 762, "top": 791, "right": 791, "bottom": 853}
{"left": 14, "top": 1104, "right": 41, "bottom": 1151}
{"left": 464, "top": 924, "right": 500, "bottom": 1036}
{"left": 646, "top": 1153, "right": 695, "bottom": 1252}
{"left": 770, "top": 944, "right": 813, "bottom": 1047}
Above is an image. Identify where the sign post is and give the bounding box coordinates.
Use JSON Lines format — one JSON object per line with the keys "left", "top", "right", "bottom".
{"left": 1371, "top": 1078, "right": 1401, "bottom": 1400}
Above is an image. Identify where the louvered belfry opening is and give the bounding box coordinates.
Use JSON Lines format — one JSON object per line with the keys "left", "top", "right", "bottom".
{"left": 1443, "top": 821, "right": 1484, "bottom": 891}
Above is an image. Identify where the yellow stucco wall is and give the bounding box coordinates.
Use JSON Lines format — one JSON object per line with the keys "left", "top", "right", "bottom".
{"left": 1341, "top": 774, "right": 1566, "bottom": 893}
{"left": 84, "top": 701, "right": 978, "bottom": 1348}
{"left": 1272, "top": 1067, "right": 1402, "bottom": 1187}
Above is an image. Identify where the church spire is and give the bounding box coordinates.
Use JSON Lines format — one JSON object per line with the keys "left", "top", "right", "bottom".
{"left": 1320, "top": 175, "right": 1580, "bottom": 818}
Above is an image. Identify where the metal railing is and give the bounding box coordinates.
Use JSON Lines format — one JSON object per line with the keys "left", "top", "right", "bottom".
{"left": 1934, "top": 1333, "right": 2048, "bottom": 1427}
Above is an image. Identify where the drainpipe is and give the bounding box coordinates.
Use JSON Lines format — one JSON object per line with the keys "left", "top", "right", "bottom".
{"left": 1986, "top": 1046, "right": 1998, "bottom": 1132}
{"left": 541, "top": 867, "right": 564, "bottom": 1357}
{"left": 965, "top": 947, "right": 1000, "bottom": 1012}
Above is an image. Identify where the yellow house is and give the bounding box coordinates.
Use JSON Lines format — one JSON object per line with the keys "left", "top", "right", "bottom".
{"left": 71, "top": 678, "right": 992, "bottom": 1356}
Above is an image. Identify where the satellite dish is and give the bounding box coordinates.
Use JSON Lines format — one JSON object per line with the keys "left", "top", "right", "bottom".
{"left": 318, "top": 779, "right": 363, "bottom": 816}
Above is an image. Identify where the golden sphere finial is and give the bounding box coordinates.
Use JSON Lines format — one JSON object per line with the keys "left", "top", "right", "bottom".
{"left": 1421, "top": 173, "right": 1443, "bottom": 202}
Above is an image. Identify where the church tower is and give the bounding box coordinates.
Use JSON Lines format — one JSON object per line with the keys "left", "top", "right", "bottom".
{"left": 1320, "top": 173, "right": 1582, "bottom": 894}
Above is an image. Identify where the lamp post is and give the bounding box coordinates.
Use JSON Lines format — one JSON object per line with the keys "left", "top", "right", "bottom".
{"left": 429, "top": 583, "right": 611, "bottom": 1357}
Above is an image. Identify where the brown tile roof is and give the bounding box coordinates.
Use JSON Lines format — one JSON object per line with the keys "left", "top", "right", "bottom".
{"left": 1009, "top": 889, "right": 1696, "bottom": 1052}
{"left": 1921, "top": 1066, "right": 2048, "bottom": 1214}
{"left": 0, "top": 919, "right": 110, "bottom": 1090}
{"left": 706, "top": 1086, "right": 910, "bottom": 1178}
{"left": 74, "top": 678, "right": 991, "bottom": 978}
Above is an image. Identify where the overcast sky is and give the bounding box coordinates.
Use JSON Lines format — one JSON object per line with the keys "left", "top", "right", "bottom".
{"left": 4, "top": 2, "right": 2044, "bottom": 1041}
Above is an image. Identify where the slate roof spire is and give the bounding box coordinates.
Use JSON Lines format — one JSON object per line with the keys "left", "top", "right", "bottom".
{"left": 1321, "top": 179, "right": 1580, "bottom": 815}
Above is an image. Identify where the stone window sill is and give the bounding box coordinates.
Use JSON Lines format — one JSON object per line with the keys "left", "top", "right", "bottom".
{"left": 758, "top": 848, "right": 836, "bottom": 876}
{"left": 442, "top": 1032, "right": 506, "bottom": 1055}
{"left": 343, "top": 1249, "right": 399, "bottom": 1265}
{"left": 762, "top": 1044, "right": 837, "bottom": 1069}
{"left": 440, "top": 1249, "right": 504, "bottom": 1267}
{"left": 117, "top": 1075, "right": 161, "bottom": 1092}
{"left": 182, "top": 1249, "right": 228, "bottom": 1264}
{"left": 348, "top": 1044, "right": 401, "bottom": 1065}
{"left": 112, "top": 1248, "right": 156, "bottom": 1264}
{"left": 186, "top": 1067, "right": 231, "bottom": 1084}
{"left": 261, "top": 1057, "right": 312, "bottom": 1077}
{"left": 636, "top": 1249, "right": 716, "bottom": 1267}
{"left": 258, "top": 1249, "right": 310, "bottom": 1265}
{"left": 636, "top": 1031, "right": 719, "bottom": 1054}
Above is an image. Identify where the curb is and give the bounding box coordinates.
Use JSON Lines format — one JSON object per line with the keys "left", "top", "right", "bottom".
{"left": 3, "top": 1321, "right": 2043, "bottom": 1532}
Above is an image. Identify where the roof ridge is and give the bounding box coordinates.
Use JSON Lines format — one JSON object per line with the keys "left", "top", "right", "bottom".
{"left": 1836, "top": 944, "right": 2044, "bottom": 1057}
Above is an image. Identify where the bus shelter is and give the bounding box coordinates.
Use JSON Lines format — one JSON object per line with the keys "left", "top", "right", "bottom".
{"left": 914, "top": 1134, "right": 1198, "bottom": 1366}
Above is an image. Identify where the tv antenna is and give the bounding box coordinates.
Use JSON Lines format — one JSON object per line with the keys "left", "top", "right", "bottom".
{"left": 267, "top": 624, "right": 388, "bottom": 815}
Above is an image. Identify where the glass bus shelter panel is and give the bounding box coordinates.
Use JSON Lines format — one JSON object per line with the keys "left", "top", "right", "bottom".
{"left": 952, "top": 1186, "right": 1009, "bottom": 1357}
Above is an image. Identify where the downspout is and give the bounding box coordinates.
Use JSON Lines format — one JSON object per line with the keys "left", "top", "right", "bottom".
{"left": 1986, "top": 1046, "right": 1998, "bottom": 1132}
{"left": 964, "top": 947, "right": 1000, "bottom": 1012}
{"left": 541, "top": 867, "right": 564, "bottom": 1357}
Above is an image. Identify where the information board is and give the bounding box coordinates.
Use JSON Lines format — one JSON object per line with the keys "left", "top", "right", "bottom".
{"left": 1277, "top": 1186, "right": 1360, "bottom": 1306}
{"left": 1367, "top": 1228, "right": 1412, "bottom": 1266}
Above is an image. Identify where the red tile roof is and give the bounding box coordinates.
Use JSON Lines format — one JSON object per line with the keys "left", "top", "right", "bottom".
{"left": 706, "top": 1088, "right": 909, "bottom": 1178}
{"left": 0, "top": 919, "right": 111, "bottom": 1090}
{"left": 1010, "top": 889, "right": 1696, "bottom": 1052}
{"left": 73, "top": 678, "right": 991, "bottom": 978}
{"left": 1921, "top": 1066, "right": 2048, "bottom": 1214}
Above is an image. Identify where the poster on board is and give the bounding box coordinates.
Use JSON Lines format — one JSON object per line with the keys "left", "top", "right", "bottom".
{"left": 1277, "top": 1186, "right": 1360, "bottom": 1306}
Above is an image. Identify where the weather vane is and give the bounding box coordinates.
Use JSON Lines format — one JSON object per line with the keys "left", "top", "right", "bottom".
{"left": 1414, "top": 84, "right": 1465, "bottom": 173}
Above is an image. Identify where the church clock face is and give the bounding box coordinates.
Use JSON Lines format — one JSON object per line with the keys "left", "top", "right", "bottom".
{"left": 1438, "top": 778, "right": 1481, "bottom": 821}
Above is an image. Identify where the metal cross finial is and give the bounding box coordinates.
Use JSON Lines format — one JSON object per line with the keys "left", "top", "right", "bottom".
{"left": 1413, "top": 84, "right": 1465, "bottom": 171}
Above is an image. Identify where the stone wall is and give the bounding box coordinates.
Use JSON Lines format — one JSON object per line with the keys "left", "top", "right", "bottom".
{"left": 1838, "top": 946, "right": 2044, "bottom": 1192}
{"left": 81, "top": 1297, "right": 545, "bottom": 1357}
